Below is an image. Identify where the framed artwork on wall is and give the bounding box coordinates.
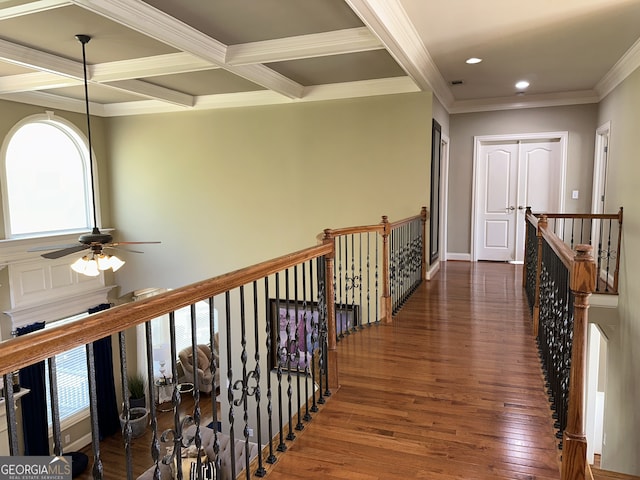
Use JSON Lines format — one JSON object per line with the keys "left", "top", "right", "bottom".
{"left": 268, "top": 299, "right": 358, "bottom": 371}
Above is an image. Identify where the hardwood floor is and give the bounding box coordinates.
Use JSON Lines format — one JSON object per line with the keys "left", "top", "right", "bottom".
{"left": 265, "top": 261, "right": 562, "bottom": 479}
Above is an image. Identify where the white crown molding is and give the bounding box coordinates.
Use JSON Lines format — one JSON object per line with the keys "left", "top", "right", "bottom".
{"left": 226, "top": 27, "right": 383, "bottom": 66}
{"left": 0, "top": 0, "right": 70, "bottom": 20}
{"left": 595, "top": 36, "right": 640, "bottom": 100}
{"left": 302, "top": 76, "right": 418, "bottom": 101}
{"left": 449, "top": 90, "right": 599, "bottom": 114}
{"left": 100, "top": 77, "right": 417, "bottom": 116}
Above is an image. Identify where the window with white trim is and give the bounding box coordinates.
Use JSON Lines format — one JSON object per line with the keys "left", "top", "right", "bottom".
{"left": 1, "top": 113, "right": 94, "bottom": 238}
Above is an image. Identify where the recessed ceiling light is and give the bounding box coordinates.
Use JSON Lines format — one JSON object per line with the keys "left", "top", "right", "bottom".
{"left": 466, "top": 57, "right": 482, "bottom": 64}
{"left": 515, "top": 80, "right": 530, "bottom": 89}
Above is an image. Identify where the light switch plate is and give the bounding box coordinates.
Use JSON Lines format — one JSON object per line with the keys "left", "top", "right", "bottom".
{"left": 572, "top": 190, "right": 579, "bottom": 199}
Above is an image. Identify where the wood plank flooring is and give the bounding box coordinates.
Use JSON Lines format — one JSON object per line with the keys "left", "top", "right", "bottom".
{"left": 265, "top": 261, "right": 562, "bottom": 479}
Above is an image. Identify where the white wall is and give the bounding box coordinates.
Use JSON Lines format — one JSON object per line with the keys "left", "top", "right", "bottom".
{"left": 596, "top": 66, "right": 640, "bottom": 476}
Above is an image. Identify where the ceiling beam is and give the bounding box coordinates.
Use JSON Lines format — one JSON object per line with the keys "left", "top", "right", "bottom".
{"left": 106, "top": 79, "right": 194, "bottom": 107}
{"left": 92, "top": 52, "right": 216, "bottom": 82}
{"left": 0, "top": 0, "right": 71, "bottom": 20}
{"left": 70, "top": 0, "right": 304, "bottom": 99}
{"left": 0, "top": 38, "right": 196, "bottom": 105}
{"left": 0, "top": 71, "right": 80, "bottom": 93}
{"left": 345, "top": 0, "right": 454, "bottom": 108}
{"left": 0, "top": 37, "right": 81, "bottom": 78}
{"left": 226, "top": 27, "right": 383, "bottom": 66}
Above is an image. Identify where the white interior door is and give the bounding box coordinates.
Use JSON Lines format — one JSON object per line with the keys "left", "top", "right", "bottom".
{"left": 475, "top": 142, "right": 519, "bottom": 261}
{"left": 474, "top": 134, "right": 565, "bottom": 262}
{"left": 515, "top": 140, "right": 561, "bottom": 261}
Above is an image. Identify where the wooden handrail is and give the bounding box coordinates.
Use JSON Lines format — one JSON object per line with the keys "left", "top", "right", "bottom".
{"left": 539, "top": 216, "right": 574, "bottom": 269}
{"left": 0, "top": 242, "right": 333, "bottom": 376}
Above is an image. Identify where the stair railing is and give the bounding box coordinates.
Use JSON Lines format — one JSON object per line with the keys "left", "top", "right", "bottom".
{"left": 322, "top": 206, "right": 427, "bottom": 330}
{"left": 524, "top": 211, "right": 596, "bottom": 480}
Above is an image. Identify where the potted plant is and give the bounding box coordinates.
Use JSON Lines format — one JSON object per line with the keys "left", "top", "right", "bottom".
{"left": 120, "top": 372, "right": 149, "bottom": 438}
{"left": 127, "top": 373, "right": 146, "bottom": 408}
{"left": 119, "top": 406, "right": 149, "bottom": 438}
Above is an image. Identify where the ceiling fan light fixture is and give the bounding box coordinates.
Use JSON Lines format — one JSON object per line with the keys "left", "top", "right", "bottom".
{"left": 515, "top": 80, "right": 530, "bottom": 90}
{"left": 71, "top": 256, "right": 100, "bottom": 277}
{"left": 107, "top": 255, "right": 125, "bottom": 272}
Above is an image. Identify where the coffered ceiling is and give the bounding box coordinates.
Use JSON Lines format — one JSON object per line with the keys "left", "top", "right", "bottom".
{"left": 0, "top": 0, "right": 639, "bottom": 117}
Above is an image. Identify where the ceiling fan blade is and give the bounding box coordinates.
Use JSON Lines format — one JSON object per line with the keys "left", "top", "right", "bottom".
{"left": 105, "top": 245, "right": 144, "bottom": 254}
{"left": 41, "top": 244, "right": 89, "bottom": 259}
{"left": 111, "top": 241, "right": 161, "bottom": 246}
{"left": 28, "top": 243, "right": 84, "bottom": 252}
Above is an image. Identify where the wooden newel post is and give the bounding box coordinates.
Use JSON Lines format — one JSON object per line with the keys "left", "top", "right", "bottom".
{"left": 322, "top": 229, "right": 339, "bottom": 391}
{"left": 561, "top": 244, "right": 596, "bottom": 480}
{"left": 380, "top": 216, "right": 392, "bottom": 323}
{"left": 533, "top": 214, "right": 547, "bottom": 337}
{"left": 421, "top": 206, "right": 428, "bottom": 280}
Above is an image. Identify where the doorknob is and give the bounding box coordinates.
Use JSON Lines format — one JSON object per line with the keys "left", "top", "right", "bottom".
{"left": 506, "top": 206, "right": 515, "bottom": 211}
{"left": 518, "top": 206, "right": 525, "bottom": 210}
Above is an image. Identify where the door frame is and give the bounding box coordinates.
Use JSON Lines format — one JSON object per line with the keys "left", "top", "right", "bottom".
{"left": 591, "top": 121, "right": 611, "bottom": 215}
{"left": 471, "top": 131, "right": 568, "bottom": 262}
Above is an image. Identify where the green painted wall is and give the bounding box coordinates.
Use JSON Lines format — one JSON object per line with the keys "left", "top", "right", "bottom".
{"left": 106, "top": 92, "right": 433, "bottom": 295}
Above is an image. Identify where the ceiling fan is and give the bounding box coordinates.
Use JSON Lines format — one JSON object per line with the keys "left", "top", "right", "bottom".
{"left": 30, "top": 35, "right": 160, "bottom": 276}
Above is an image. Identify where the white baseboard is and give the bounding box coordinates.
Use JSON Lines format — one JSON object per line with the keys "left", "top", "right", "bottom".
{"left": 66, "top": 432, "right": 92, "bottom": 452}
{"left": 446, "top": 253, "right": 471, "bottom": 261}
{"left": 426, "top": 261, "right": 440, "bottom": 280}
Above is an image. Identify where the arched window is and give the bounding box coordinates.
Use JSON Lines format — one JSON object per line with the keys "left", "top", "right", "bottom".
{"left": 1, "top": 113, "right": 94, "bottom": 238}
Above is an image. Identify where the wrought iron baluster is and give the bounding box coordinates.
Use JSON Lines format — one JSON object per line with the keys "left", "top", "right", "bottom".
{"left": 263, "top": 278, "right": 277, "bottom": 464}
{"left": 143, "top": 321, "right": 161, "bottom": 479}
{"left": 252, "top": 283, "right": 267, "bottom": 477}
{"left": 284, "top": 270, "right": 296, "bottom": 442}
{"left": 359, "top": 233, "right": 363, "bottom": 330}
{"left": 86, "top": 342, "right": 104, "bottom": 479}
{"left": 47, "top": 356, "right": 62, "bottom": 456}
{"left": 274, "top": 277, "right": 286, "bottom": 452}
{"left": 294, "top": 265, "right": 304, "bottom": 432}
{"left": 309, "top": 260, "right": 319, "bottom": 414}
{"left": 225, "top": 291, "right": 238, "bottom": 478}
{"left": 301, "top": 261, "right": 312, "bottom": 423}
{"left": 3, "top": 373, "right": 18, "bottom": 455}
{"left": 117, "top": 331, "right": 134, "bottom": 480}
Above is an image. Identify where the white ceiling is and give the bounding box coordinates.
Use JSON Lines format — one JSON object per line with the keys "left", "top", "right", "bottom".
{"left": 0, "top": 0, "right": 639, "bottom": 117}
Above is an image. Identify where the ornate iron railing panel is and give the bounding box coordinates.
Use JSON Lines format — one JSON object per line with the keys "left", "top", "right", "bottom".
{"left": 536, "top": 208, "right": 623, "bottom": 294}
{"left": 524, "top": 219, "right": 538, "bottom": 315}
{"left": 537, "top": 241, "right": 573, "bottom": 449}
{"left": 389, "top": 216, "right": 424, "bottom": 315}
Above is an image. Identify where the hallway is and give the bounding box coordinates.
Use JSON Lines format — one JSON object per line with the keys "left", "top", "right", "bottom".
{"left": 266, "top": 261, "right": 561, "bottom": 479}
